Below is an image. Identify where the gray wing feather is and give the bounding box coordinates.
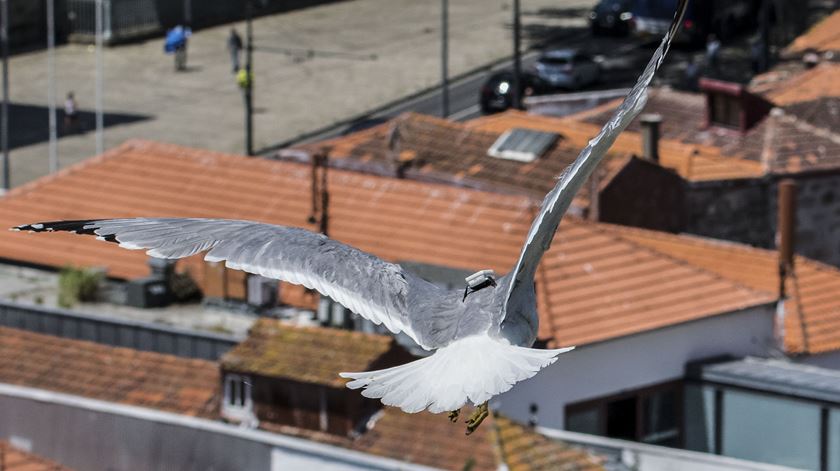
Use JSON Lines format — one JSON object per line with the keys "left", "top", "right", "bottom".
{"left": 18, "top": 218, "right": 441, "bottom": 349}
{"left": 500, "top": 0, "right": 690, "bottom": 321}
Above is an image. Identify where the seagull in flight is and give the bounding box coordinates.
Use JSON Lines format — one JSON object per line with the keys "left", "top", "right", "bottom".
{"left": 14, "top": 0, "right": 687, "bottom": 435}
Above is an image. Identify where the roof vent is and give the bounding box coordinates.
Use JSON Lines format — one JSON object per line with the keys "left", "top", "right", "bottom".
{"left": 487, "top": 128, "right": 559, "bottom": 163}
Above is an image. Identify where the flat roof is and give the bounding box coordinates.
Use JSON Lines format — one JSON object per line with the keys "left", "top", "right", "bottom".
{"left": 696, "top": 357, "right": 840, "bottom": 405}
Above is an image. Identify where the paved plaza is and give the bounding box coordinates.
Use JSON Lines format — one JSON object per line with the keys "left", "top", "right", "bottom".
{"left": 4, "top": 0, "right": 592, "bottom": 187}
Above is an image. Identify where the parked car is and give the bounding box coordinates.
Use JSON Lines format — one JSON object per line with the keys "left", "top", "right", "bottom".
{"left": 534, "top": 49, "right": 600, "bottom": 90}
{"left": 479, "top": 71, "right": 546, "bottom": 114}
{"left": 589, "top": 0, "right": 634, "bottom": 35}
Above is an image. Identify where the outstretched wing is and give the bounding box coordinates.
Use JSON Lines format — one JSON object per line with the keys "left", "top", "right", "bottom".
{"left": 501, "top": 0, "right": 690, "bottom": 320}
{"left": 14, "top": 218, "right": 441, "bottom": 349}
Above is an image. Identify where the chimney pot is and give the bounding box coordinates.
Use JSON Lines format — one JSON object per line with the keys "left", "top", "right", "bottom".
{"left": 640, "top": 113, "right": 662, "bottom": 163}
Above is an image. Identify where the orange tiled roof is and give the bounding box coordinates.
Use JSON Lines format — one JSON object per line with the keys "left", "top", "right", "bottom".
{"left": 0, "top": 326, "right": 219, "bottom": 416}
{"left": 262, "top": 407, "right": 604, "bottom": 471}
{"left": 466, "top": 109, "right": 764, "bottom": 181}
{"left": 533, "top": 219, "right": 774, "bottom": 347}
{"left": 569, "top": 86, "right": 840, "bottom": 176}
{"left": 295, "top": 112, "right": 624, "bottom": 210}
{"left": 0, "top": 141, "right": 775, "bottom": 349}
{"left": 0, "top": 140, "right": 533, "bottom": 280}
{"left": 0, "top": 441, "right": 73, "bottom": 471}
{"left": 786, "top": 10, "right": 840, "bottom": 54}
{"left": 762, "top": 63, "right": 840, "bottom": 106}
{"left": 221, "top": 319, "right": 397, "bottom": 387}
{"left": 612, "top": 224, "right": 840, "bottom": 354}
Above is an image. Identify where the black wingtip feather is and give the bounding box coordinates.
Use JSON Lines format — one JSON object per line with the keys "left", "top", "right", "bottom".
{"left": 12, "top": 219, "right": 104, "bottom": 235}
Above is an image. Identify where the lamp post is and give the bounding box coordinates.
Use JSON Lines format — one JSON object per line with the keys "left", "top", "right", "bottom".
{"left": 512, "top": 0, "right": 522, "bottom": 110}
{"left": 47, "top": 0, "right": 58, "bottom": 172}
{"left": 1, "top": 0, "right": 9, "bottom": 192}
{"left": 244, "top": 1, "right": 254, "bottom": 156}
{"left": 441, "top": 0, "right": 449, "bottom": 118}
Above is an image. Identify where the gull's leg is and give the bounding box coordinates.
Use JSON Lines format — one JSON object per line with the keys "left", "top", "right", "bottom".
{"left": 448, "top": 409, "right": 460, "bottom": 423}
{"left": 465, "top": 402, "right": 489, "bottom": 435}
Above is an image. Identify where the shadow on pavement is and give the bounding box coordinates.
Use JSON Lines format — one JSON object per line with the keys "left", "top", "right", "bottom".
{"left": 8, "top": 103, "right": 151, "bottom": 150}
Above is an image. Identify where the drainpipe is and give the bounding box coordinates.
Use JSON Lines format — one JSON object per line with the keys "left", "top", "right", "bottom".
{"left": 776, "top": 179, "right": 796, "bottom": 345}
{"left": 777, "top": 179, "right": 796, "bottom": 298}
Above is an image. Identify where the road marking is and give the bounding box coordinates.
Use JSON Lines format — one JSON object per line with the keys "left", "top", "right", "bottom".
{"left": 448, "top": 104, "right": 481, "bottom": 121}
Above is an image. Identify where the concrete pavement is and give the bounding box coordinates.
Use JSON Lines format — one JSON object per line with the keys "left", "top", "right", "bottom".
{"left": 4, "top": 0, "right": 594, "bottom": 187}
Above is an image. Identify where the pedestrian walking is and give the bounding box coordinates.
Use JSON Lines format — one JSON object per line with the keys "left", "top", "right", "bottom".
{"left": 227, "top": 29, "right": 243, "bottom": 73}
{"left": 705, "top": 34, "right": 721, "bottom": 73}
{"left": 63, "top": 92, "right": 78, "bottom": 134}
{"left": 683, "top": 57, "right": 699, "bottom": 91}
{"left": 165, "top": 25, "right": 192, "bottom": 72}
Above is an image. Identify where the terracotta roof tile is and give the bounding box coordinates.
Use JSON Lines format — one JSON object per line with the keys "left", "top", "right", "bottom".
{"left": 0, "top": 442, "right": 72, "bottom": 471}
{"left": 1, "top": 140, "right": 534, "bottom": 281}
{"left": 221, "top": 319, "right": 397, "bottom": 387}
{"left": 294, "top": 112, "right": 621, "bottom": 211}
{"left": 1, "top": 141, "right": 776, "bottom": 350}
{"left": 570, "top": 85, "right": 840, "bottom": 176}
{"left": 611, "top": 224, "right": 840, "bottom": 354}
{"left": 0, "top": 326, "right": 219, "bottom": 417}
{"left": 762, "top": 63, "right": 840, "bottom": 106}
{"left": 466, "top": 109, "right": 764, "bottom": 181}
{"left": 263, "top": 407, "right": 604, "bottom": 471}
{"left": 786, "top": 10, "right": 840, "bottom": 54}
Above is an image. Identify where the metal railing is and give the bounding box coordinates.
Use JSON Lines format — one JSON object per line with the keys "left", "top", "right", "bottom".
{"left": 0, "top": 300, "right": 240, "bottom": 360}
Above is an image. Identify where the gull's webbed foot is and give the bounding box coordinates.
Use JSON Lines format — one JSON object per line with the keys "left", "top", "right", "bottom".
{"left": 465, "top": 402, "right": 489, "bottom": 435}
{"left": 448, "top": 409, "right": 460, "bottom": 423}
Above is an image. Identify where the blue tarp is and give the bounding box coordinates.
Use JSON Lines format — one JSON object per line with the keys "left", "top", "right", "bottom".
{"left": 164, "top": 26, "right": 191, "bottom": 53}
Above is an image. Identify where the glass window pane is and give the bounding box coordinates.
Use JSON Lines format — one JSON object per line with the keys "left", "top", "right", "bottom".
{"left": 830, "top": 409, "right": 840, "bottom": 471}
{"left": 607, "top": 397, "right": 637, "bottom": 440}
{"left": 567, "top": 407, "right": 600, "bottom": 435}
{"left": 683, "top": 384, "right": 715, "bottom": 453}
{"left": 642, "top": 388, "right": 678, "bottom": 446}
{"left": 722, "top": 390, "right": 821, "bottom": 470}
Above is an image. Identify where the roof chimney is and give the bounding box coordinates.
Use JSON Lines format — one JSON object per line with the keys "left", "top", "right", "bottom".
{"left": 640, "top": 113, "right": 662, "bottom": 163}
{"left": 777, "top": 179, "right": 797, "bottom": 298}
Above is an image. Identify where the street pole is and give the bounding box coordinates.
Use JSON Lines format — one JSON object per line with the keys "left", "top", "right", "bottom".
{"left": 440, "top": 0, "right": 449, "bottom": 118}
{"left": 95, "top": 0, "right": 104, "bottom": 155}
{"left": 183, "top": 0, "right": 192, "bottom": 26}
{"left": 245, "top": 2, "right": 254, "bottom": 156}
{"left": 512, "top": 0, "right": 522, "bottom": 110}
{"left": 760, "top": 0, "right": 770, "bottom": 73}
{"left": 47, "top": 0, "right": 58, "bottom": 173}
{"left": 0, "top": 0, "right": 9, "bottom": 192}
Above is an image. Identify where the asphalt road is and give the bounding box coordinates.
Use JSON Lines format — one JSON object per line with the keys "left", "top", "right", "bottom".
{"left": 284, "top": 30, "right": 689, "bottom": 147}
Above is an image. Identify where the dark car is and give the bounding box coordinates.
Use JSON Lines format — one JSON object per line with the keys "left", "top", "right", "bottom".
{"left": 479, "top": 71, "right": 546, "bottom": 114}
{"left": 589, "top": 0, "right": 634, "bottom": 35}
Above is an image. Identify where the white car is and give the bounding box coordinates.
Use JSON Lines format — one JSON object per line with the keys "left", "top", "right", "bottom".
{"left": 534, "top": 49, "right": 600, "bottom": 90}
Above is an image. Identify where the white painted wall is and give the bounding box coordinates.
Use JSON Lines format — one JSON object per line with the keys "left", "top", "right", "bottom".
{"left": 497, "top": 305, "right": 776, "bottom": 429}
{"left": 271, "top": 448, "right": 378, "bottom": 471}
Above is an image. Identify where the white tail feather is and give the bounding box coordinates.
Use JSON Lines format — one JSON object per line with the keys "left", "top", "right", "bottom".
{"left": 339, "top": 335, "right": 573, "bottom": 414}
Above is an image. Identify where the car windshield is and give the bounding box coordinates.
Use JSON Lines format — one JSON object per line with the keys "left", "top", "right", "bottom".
{"left": 539, "top": 57, "right": 570, "bottom": 66}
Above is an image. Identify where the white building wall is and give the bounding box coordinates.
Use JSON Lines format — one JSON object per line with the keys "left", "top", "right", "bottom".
{"left": 497, "top": 305, "right": 776, "bottom": 429}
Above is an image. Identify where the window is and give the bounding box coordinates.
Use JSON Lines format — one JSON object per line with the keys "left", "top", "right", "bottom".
{"left": 722, "top": 390, "right": 821, "bottom": 470}
{"left": 709, "top": 93, "right": 742, "bottom": 129}
{"left": 223, "top": 373, "right": 253, "bottom": 416}
{"left": 683, "top": 383, "right": 716, "bottom": 453}
{"left": 830, "top": 409, "right": 840, "bottom": 471}
{"left": 566, "top": 381, "right": 682, "bottom": 446}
